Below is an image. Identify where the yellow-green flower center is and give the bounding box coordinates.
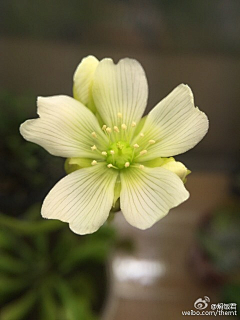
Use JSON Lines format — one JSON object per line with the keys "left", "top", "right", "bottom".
{"left": 106, "top": 141, "right": 133, "bottom": 169}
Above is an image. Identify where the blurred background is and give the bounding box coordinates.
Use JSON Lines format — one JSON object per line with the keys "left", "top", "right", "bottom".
{"left": 0, "top": 0, "right": 240, "bottom": 319}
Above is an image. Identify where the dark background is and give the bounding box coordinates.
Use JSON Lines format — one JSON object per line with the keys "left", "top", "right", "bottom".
{"left": 1, "top": 0, "right": 240, "bottom": 172}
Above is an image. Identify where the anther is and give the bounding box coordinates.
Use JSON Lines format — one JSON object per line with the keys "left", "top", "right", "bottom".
{"left": 133, "top": 144, "right": 139, "bottom": 148}
{"left": 92, "top": 132, "right": 97, "bottom": 138}
{"left": 125, "top": 162, "right": 130, "bottom": 168}
{"left": 149, "top": 140, "right": 156, "bottom": 144}
{"left": 117, "top": 112, "right": 122, "bottom": 119}
{"left": 102, "top": 125, "right": 107, "bottom": 131}
{"left": 91, "top": 145, "right": 97, "bottom": 151}
{"left": 91, "top": 160, "right": 97, "bottom": 166}
{"left": 131, "top": 121, "right": 136, "bottom": 127}
{"left": 139, "top": 165, "right": 145, "bottom": 170}
{"left": 107, "top": 164, "right": 113, "bottom": 168}
{"left": 140, "top": 150, "right": 147, "bottom": 155}
{"left": 140, "top": 133, "right": 144, "bottom": 137}
{"left": 114, "top": 126, "right": 120, "bottom": 133}
{"left": 102, "top": 151, "right": 107, "bottom": 156}
{"left": 110, "top": 150, "right": 115, "bottom": 155}
{"left": 121, "top": 124, "right": 127, "bottom": 130}
{"left": 106, "top": 127, "right": 112, "bottom": 134}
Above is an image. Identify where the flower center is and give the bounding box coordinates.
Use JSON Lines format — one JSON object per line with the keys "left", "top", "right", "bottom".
{"left": 106, "top": 141, "right": 133, "bottom": 169}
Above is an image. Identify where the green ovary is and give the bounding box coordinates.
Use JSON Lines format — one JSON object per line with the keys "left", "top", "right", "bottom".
{"left": 106, "top": 141, "right": 133, "bottom": 169}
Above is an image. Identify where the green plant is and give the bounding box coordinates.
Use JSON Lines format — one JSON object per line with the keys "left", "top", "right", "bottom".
{"left": 0, "top": 204, "right": 116, "bottom": 320}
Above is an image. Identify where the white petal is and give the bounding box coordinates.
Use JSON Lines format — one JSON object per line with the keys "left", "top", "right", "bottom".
{"left": 73, "top": 55, "right": 99, "bottom": 111}
{"left": 120, "top": 166, "right": 189, "bottom": 230}
{"left": 20, "top": 95, "right": 108, "bottom": 158}
{"left": 92, "top": 58, "right": 148, "bottom": 130}
{"left": 42, "top": 164, "right": 118, "bottom": 235}
{"left": 135, "top": 84, "right": 209, "bottom": 160}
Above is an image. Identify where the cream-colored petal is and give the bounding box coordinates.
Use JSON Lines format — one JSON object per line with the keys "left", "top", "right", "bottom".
{"left": 73, "top": 55, "right": 99, "bottom": 112}
{"left": 161, "top": 158, "right": 189, "bottom": 181}
{"left": 20, "top": 95, "right": 108, "bottom": 159}
{"left": 134, "top": 84, "right": 209, "bottom": 161}
{"left": 42, "top": 164, "right": 118, "bottom": 235}
{"left": 92, "top": 58, "right": 148, "bottom": 132}
{"left": 120, "top": 166, "right": 189, "bottom": 230}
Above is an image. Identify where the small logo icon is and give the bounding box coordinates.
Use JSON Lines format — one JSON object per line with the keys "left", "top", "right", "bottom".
{"left": 194, "top": 296, "right": 210, "bottom": 310}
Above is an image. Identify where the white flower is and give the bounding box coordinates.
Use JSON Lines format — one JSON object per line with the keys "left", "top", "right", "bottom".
{"left": 20, "top": 56, "right": 209, "bottom": 234}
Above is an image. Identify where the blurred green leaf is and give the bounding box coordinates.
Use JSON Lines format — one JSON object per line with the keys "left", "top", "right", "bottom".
{"left": 39, "top": 285, "right": 57, "bottom": 320}
{"left": 57, "top": 280, "right": 96, "bottom": 320}
{"left": 0, "top": 276, "right": 29, "bottom": 300}
{"left": 0, "top": 290, "right": 36, "bottom": 320}
{"left": 0, "top": 252, "right": 27, "bottom": 274}
{"left": 60, "top": 240, "right": 112, "bottom": 273}
{"left": 0, "top": 213, "right": 64, "bottom": 235}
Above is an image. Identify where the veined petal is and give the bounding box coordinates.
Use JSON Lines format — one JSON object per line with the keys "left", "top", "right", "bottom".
{"left": 42, "top": 164, "right": 118, "bottom": 235}
{"left": 20, "top": 95, "right": 108, "bottom": 159}
{"left": 73, "top": 55, "right": 99, "bottom": 112}
{"left": 120, "top": 166, "right": 189, "bottom": 230}
{"left": 92, "top": 58, "right": 148, "bottom": 131}
{"left": 134, "top": 84, "right": 209, "bottom": 160}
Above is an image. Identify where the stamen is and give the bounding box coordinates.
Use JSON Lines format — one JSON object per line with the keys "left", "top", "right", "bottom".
{"left": 149, "top": 139, "right": 156, "bottom": 144}
{"left": 110, "top": 150, "right": 115, "bottom": 155}
{"left": 131, "top": 121, "right": 136, "bottom": 127}
{"left": 140, "top": 150, "right": 147, "bottom": 155}
{"left": 106, "top": 127, "right": 112, "bottom": 134}
{"left": 102, "top": 151, "right": 107, "bottom": 156}
{"left": 102, "top": 125, "right": 107, "bottom": 131}
{"left": 114, "top": 126, "right": 120, "bottom": 133}
{"left": 121, "top": 124, "right": 127, "bottom": 130}
{"left": 117, "top": 112, "right": 122, "bottom": 119}
{"left": 107, "top": 163, "right": 118, "bottom": 169}
{"left": 140, "top": 133, "right": 144, "bottom": 137}
{"left": 91, "top": 132, "right": 97, "bottom": 138}
{"left": 91, "top": 145, "right": 97, "bottom": 151}
{"left": 91, "top": 160, "right": 97, "bottom": 165}
{"left": 125, "top": 162, "right": 130, "bottom": 168}
{"left": 139, "top": 165, "right": 145, "bottom": 170}
{"left": 133, "top": 144, "right": 139, "bottom": 148}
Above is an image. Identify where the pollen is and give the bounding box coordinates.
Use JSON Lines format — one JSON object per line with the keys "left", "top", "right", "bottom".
{"left": 121, "top": 124, "right": 127, "bottom": 130}
{"left": 102, "top": 125, "right": 107, "bottom": 131}
{"left": 91, "top": 145, "right": 97, "bottom": 151}
{"left": 114, "top": 126, "right": 120, "bottom": 133}
{"left": 133, "top": 144, "right": 139, "bottom": 148}
{"left": 125, "top": 162, "right": 130, "bottom": 168}
{"left": 140, "top": 133, "right": 144, "bottom": 137}
{"left": 91, "top": 132, "right": 97, "bottom": 138}
{"left": 110, "top": 150, "right": 115, "bottom": 155}
{"left": 131, "top": 121, "right": 136, "bottom": 127}
{"left": 117, "top": 112, "right": 122, "bottom": 119}
{"left": 102, "top": 151, "right": 107, "bottom": 156}
{"left": 140, "top": 150, "right": 147, "bottom": 155}
{"left": 149, "top": 139, "right": 156, "bottom": 144}
{"left": 106, "top": 127, "right": 112, "bottom": 134}
{"left": 107, "top": 164, "right": 113, "bottom": 168}
{"left": 91, "top": 160, "right": 97, "bottom": 165}
{"left": 139, "top": 165, "right": 145, "bottom": 170}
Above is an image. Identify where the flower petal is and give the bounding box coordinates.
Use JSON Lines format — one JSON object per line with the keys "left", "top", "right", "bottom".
{"left": 160, "top": 158, "right": 189, "bottom": 181}
{"left": 92, "top": 58, "right": 148, "bottom": 130}
{"left": 120, "top": 166, "right": 189, "bottom": 230}
{"left": 41, "top": 164, "right": 118, "bottom": 235}
{"left": 73, "top": 55, "right": 99, "bottom": 112}
{"left": 20, "top": 95, "right": 108, "bottom": 158}
{"left": 134, "top": 84, "right": 209, "bottom": 160}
